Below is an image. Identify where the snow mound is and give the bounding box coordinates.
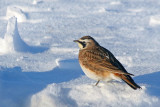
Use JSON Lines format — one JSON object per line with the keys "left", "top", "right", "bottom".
{"left": 0, "top": 17, "right": 17, "bottom": 54}
{"left": 30, "top": 77, "right": 160, "bottom": 107}
{"left": 0, "top": 17, "right": 48, "bottom": 55}
{"left": 6, "top": 6, "right": 27, "bottom": 23}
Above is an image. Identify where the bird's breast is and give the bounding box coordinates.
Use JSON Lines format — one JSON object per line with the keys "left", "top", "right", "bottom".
{"left": 79, "top": 61, "right": 120, "bottom": 81}
{"left": 79, "top": 62, "right": 101, "bottom": 80}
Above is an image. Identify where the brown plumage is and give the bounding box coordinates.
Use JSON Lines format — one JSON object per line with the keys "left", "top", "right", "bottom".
{"left": 74, "top": 36, "right": 141, "bottom": 90}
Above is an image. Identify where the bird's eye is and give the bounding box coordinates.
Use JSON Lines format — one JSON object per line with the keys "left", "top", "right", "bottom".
{"left": 80, "top": 41, "right": 86, "bottom": 48}
{"left": 82, "top": 41, "right": 86, "bottom": 44}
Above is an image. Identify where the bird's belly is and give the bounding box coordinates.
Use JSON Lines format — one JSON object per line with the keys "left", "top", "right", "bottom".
{"left": 80, "top": 64, "right": 119, "bottom": 81}
{"left": 80, "top": 65, "right": 100, "bottom": 80}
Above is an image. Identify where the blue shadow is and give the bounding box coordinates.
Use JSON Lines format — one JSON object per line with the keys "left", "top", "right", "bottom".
{"left": 135, "top": 71, "right": 160, "bottom": 97}
{"left": 0, "top": 59, "right": 83, "bottom": 107}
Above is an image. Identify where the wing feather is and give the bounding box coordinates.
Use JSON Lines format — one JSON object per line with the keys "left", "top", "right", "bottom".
{"left": 81, "top": 47, "right": 133, "bottom": 76}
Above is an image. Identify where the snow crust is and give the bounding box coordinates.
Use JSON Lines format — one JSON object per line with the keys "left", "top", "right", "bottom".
{"left": 0, "top": 0, "right": 160, "bottom": 107}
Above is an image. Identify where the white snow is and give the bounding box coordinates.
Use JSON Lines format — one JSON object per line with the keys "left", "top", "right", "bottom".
{"left": 0, "top": 0, "right": 160, "bottom": 107}
{"left": 6, "top": 6, "right": 27, "bottom": 22}
{"left": 110, "top": 1, "right": 121, "bottom": 5}
{"left": 149, "top": 15, "right": 160, "bottom": 26}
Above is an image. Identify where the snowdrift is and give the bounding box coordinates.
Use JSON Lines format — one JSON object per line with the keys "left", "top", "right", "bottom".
{"left": 0, "top": 17, "right": 48, "bottom": 55}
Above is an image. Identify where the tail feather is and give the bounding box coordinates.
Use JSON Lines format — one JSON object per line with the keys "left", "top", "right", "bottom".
{"left": 121, "top": 75, "right": 141, "bottom": 90}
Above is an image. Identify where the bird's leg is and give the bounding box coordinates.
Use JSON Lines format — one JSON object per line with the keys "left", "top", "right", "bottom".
{"left": 95, "top": 80, "right": 100, "bottom": 86}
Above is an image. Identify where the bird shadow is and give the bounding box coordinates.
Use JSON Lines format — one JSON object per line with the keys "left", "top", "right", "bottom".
{"left": 0, "top": 59, "right": 83, "bottom": 107}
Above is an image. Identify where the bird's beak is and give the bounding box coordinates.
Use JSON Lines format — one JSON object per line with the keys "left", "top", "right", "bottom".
{"left": 73, "top": 40, "right": 79, "bottom": 42}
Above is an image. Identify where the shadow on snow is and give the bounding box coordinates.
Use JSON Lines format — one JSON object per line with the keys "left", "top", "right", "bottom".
{"left": 0, "top": 59, "right": 160, "bottom": 107}
{"left": 0, "top": 59, "right": 83, "bottom": 107}
{"left": 135, "top": 71, "right": 160, "bottom": 97}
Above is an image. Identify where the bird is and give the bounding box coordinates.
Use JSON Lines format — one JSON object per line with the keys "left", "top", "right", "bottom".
{"left": 74, "top": 36, "right": 141, "bottom": 90}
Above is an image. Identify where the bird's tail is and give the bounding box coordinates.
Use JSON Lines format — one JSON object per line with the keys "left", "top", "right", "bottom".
{"left": 121, "top": 75, "right": 141, "bottom": 90}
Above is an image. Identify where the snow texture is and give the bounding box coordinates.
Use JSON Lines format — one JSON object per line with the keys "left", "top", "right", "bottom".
{"left": 0, "top": 0, "right": 160, "bottom": 107}
{"left": 6, "top": 6, "right": 27, "bottom": 23}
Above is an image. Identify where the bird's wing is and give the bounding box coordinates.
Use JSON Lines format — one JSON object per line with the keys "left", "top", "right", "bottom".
{"left": 82, "top": 48, "right": 133, "bottom": 76}
{"left": 100, "top": 46, "right": 133, "bottom": 74}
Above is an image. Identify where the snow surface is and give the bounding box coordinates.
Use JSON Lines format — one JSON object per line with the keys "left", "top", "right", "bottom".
{"left": 0, "top": 0, "right": 160, "bottom": 107}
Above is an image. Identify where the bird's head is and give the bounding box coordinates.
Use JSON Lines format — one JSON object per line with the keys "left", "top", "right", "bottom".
{"left": 74, "top": 36, "right": 99, "bottom": 50}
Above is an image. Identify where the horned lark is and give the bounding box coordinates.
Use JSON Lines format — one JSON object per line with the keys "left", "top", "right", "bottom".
{"left": 74, "top": 36, "right": 141, "bottom": 90}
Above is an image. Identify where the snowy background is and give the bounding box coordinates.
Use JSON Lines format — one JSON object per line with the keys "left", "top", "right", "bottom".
{"left": 0, "top": 0, "right": 160, "bottom": 107}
